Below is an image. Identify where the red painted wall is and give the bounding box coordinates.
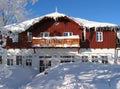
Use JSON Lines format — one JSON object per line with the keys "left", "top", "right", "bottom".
{"left": 5, "top": 17, "right": 116, "bottom": 49}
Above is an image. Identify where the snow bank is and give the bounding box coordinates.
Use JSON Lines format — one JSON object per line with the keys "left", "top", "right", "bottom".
{"left": 0, "top": 65, "right": 38, "bottom": 89}
{"left": 21, "top": 62, "right": 120, "bottom": 89}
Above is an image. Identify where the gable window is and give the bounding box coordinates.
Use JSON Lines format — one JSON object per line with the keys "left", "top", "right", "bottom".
{"left": 27, "top": 32, "right": 32, "bottom": 42}
{"left": 63, "top": 32, "right": 73, "bottom": 36}
{"left": 96, "top": 32, "right": 103, "bottom": 42}
{"left": 16, "top": 56, "right": 22, "bottom": 65}
{"left": 40, "top": 32, "right": 49, "bottom": 37}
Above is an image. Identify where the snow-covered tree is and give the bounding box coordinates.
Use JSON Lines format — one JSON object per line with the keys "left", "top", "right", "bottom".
{"left": 0, "top": 0, "right": 38, "bottom": 26}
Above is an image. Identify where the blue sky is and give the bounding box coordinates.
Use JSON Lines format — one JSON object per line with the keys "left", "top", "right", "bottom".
{"left": 27, "top": 0, "right": 120, "bottom": 25}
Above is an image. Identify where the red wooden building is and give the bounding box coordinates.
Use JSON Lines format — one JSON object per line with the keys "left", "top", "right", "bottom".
{"left": 0, "top": 11, "right": 120, "bottom": 72}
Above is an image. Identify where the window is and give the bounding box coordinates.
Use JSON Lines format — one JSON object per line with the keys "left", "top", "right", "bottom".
{"left": 27, "top": 32, "right": 32, "bottom": 42}
{"left": 60, "top": 56, "right": 74, "bottom": 63}
{"left": 40, "top": 32, "right": 49, "bottom": 37}
{"left": 63, "top": 32, "right": 73, "bottom": 36}
{"left": 96, "top": 32, "right": 103, "bottom": 42}
{"left": 13, "top": 33, "right": 18, "bottom": 42}
{"left": 7, "top": 59, "right": 13, "bottom": 66}
{"left": 82, "top": 31, "right": 85, "bottom": 41}
{"left": 16, "top": 56, "right": 22, "bottom": 65}
{"left": 81, "top": 56, "right": 88, "bottom": 62}
{"left": 0, "top": 56, "right": 2, "bottom": 64}
{"left": 39, "top": 60, "right": 51, "bottom": 73}
{"left": 26, "top": 59, "right": 32, "bottom": 66}
{"left": 92, "top": 56, "right": 98, "bottom": 62}
{"left": 101, "top": 56, "right": 108, "bottom": 64}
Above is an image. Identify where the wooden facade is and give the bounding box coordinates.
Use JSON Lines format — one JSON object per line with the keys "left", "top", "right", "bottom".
{"left": 5, "top": 16, "right": 117, "bottom": 49}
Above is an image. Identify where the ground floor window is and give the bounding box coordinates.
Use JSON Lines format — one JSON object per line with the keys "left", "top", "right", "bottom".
{"left": 26, "top": 59, "right": 32, "bottom": 66}
{"left": 60, "top": 56, "right": 74, "bottom": 63}
{"left": 0, "top": 56, "right": 2, "bottom": 64}
{"left": 101, "top": 56, "right": 108, "bottom": 64}
{"left": 39, "top": 60, "right": 51, "bottom": 73}
{"left": 16, "top": 56, "right": 22, "bottom": 65}
{"left": 7, "top": 59, "right": 13, "bottom": 66}
{"left": 81, "top": 56, "right": 88, "bottom": 62}
{"left": 92, "top": 56, "right": 98, "bottom": 62}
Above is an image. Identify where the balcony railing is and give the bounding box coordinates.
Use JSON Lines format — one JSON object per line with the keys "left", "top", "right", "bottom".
{"left": 32, "top": 35, "right": 80, "bottom": 48}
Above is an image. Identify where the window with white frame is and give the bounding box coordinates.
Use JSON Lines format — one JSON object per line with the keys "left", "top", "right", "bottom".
{"left": 63, "top": 32, "right": 73, "bottom": 36}
{"left": 13, "top": 33, "right": 18, "bottom": 42}
{"left": 40, "top": 32, "right": 49, "bottom": 37}
{"left": 7, "top": 59, "right": 13, "bottom": 66}
{"left": 27, "top": 32, "right": 32, "bottom": 42}
{"left": 16, "top": 56, "right": 22, "bottom": 65}
{"left": 96, "top": 32, "right": 103, "bottom": 42}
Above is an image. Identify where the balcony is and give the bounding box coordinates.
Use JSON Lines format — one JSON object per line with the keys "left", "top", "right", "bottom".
{"left": 32, "top": 35, "right": 80, "bottom": 48}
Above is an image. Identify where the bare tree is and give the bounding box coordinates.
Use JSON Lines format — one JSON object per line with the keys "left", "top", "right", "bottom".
{"left": 0, "top": 0, "right": 38, "bottom": 26}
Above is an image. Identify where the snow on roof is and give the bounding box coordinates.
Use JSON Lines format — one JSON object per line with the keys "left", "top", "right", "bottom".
{"left": 71, "top": 17, "right": 117, "bottom": 28}
{"left": 45, "top": 11, "right": 66, "bottom": 20}
{"left": 3, "top": 16, "right": 44, "bottom": 33}
{"left": 2, "top": 11, "right": 118, "bottom": 33}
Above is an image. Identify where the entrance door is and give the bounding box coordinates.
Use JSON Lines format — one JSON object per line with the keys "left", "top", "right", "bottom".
{"left": 39, "top": 60, "right": 45, "bottom": 73}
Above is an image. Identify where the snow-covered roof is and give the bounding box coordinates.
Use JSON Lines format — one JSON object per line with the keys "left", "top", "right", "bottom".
{"left": 71, "top": 17, "right": 117, "bottom": 28}
{"left": 2, "top": 11, "right": 118, "bottom": 33}
{"left": 45, "top": 11, "right": 66, "bottom": 20}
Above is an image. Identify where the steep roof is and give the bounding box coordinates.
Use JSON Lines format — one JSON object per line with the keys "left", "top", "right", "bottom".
{"left": 2, "top": 11, "right": 118, "bottom": 33}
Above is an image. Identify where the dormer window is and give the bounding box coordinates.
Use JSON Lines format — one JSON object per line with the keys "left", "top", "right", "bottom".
{"left": 40, "top": 32, "right": 49, "bottom": 37}
{"left": 63, "top": 32, "right": 73, "bottom": 36}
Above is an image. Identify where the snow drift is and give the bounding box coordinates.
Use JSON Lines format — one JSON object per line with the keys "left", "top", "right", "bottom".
{"left": 21, "top": 62, "right": 120, "bottom": 89}
{"left": 0, "top": 65, "right": 38, "bottom": 89}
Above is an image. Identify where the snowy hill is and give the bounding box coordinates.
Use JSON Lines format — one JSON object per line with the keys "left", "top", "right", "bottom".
{"left": 21, "top": 62, "right": 120, "bottom": 89}
{"left": 0, "top": 62, "right": 120, "bottom": 89}
{"left": 0, "top": 65, "right": 38, "bottom": 89}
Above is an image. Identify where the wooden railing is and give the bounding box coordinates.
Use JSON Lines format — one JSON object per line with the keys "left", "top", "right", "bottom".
{"left": 32, "top": 35, "right": 80, "bottom": 48}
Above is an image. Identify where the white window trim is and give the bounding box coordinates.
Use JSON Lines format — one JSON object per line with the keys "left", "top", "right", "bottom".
{"left": 13, "top": 33, "right": 18, "bottom": 42}
{"left": 63, "top": 32, "right": 73, "bottom": 36}
{"left": 96, "top": 31, "right": 103, "bottom": 42}
{"left": 40, "top": 32, "right": 50, "bottom": 37}
{"left": 27, "top": 32, "right": 32, "bottom": 42}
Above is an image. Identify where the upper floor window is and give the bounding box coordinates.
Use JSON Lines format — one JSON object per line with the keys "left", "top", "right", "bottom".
{"left": 63, "top": 32, "right": 73, "bottom": 36}
{"left": 27, "top": 32, "right": 32, "bottom": 42}
{"left": 96, "top": 32, "right": 103, "bottom": 42}
{"left": 40, "top": 32, "right": 49, "bottom": 37}
{"left": 13, "top": 33, "right": 18, "bottom": 42}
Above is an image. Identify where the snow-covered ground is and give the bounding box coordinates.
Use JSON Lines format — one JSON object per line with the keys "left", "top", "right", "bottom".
{"left": 21, "top": 62, "right": 120, "bottom": 89}
{"left": 1, "top": 62, "right": 120, "bottom": 89}
{"left": 0, "top": 65, "right": 38, "bottom": 89}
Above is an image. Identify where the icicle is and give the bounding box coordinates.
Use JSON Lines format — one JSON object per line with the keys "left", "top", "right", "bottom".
{"left": 83, "top": 27, "right": 86, "bottom": 41}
